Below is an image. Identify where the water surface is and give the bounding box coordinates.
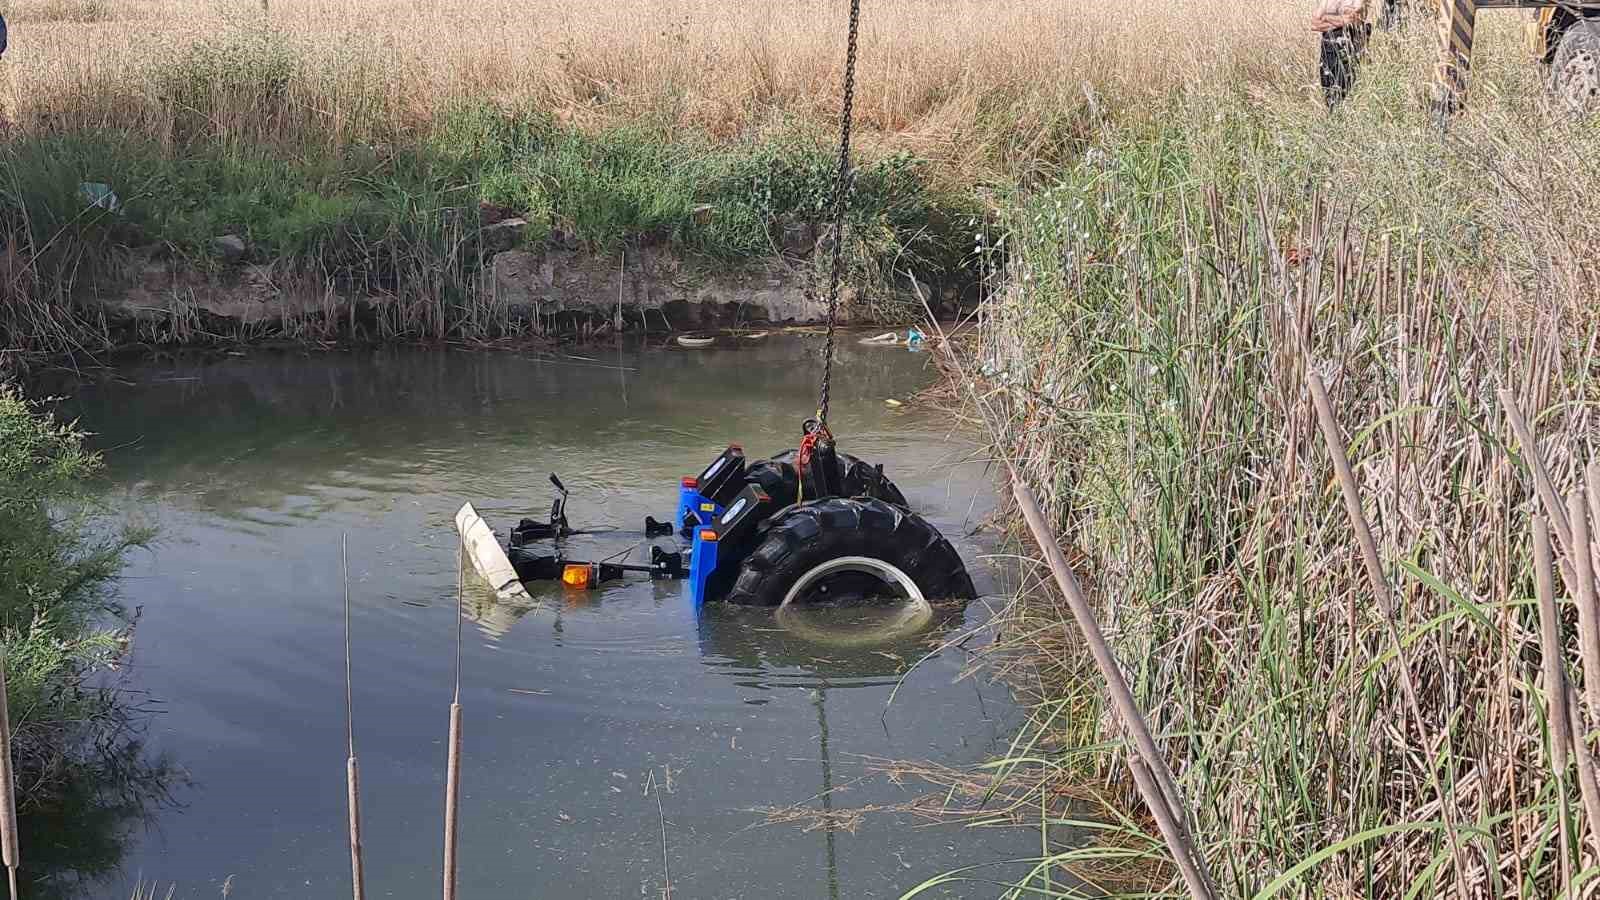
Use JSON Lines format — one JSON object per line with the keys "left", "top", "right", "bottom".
{"left": 51, "top": 337, "right": 1044, "bottom": 899}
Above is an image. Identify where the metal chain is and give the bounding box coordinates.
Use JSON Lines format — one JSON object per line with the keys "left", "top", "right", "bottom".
{"left": 817, "top": 0, "right": 861, "bottom": 430}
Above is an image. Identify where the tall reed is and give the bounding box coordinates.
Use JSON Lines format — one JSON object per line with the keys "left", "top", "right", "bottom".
{"left": 442, "top": 539, "right": 465, "bottom": 900}
{"left": 0, "top": 652, "right": 17, "bottom": 900}
{"left": 947, "top": 142, "right": 1600, "bottom": 895}
{"left": 343, "top": 534, "right": 367, "bottom": 900}
{"left": 4, "top": 0, "right": 1304, "bottom": 172}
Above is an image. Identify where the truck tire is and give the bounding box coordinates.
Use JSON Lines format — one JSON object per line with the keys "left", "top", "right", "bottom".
{"left": 725, "top": 497, "right": 975, "bottom": 607}
{"left": 744, "top": 450, "right": 909, "bottom": 509}
{"left": 1553, "top": 19, "right": 1600, "bottom": 114}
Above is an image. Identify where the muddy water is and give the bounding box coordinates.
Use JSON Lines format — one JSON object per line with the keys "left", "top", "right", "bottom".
{"left": 51, "top": 337, "right": 1050, "bottom": 899}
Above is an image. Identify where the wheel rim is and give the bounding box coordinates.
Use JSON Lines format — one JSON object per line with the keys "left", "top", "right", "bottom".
{"left": 776, "top": 556, "right": 935, "bottom": 646}
{"left": 780, "top": 555, "right": 924, "bottom": 607}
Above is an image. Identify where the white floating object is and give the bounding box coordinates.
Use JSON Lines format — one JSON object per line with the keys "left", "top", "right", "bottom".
{"left": 454, "top": 502, "right": 530, "bottom": 600}
{"left": 675, "top": 335, "right": 716, "bottom": 348}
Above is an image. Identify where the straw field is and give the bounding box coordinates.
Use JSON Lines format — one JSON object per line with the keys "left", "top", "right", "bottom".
{"left": 3, "top": 0, "right": 1304, "bottom": 167}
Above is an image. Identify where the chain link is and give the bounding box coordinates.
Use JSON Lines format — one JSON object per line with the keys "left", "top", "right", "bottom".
{"left": 817, "top": 0, "right": 861, "bottom": 430}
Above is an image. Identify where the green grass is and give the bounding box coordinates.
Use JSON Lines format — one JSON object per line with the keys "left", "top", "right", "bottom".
{"left": 0, "top": 14, "right": 984, "bottom": 358}
{"left": 0, "top": 102, "right": 978, "bottom": 359}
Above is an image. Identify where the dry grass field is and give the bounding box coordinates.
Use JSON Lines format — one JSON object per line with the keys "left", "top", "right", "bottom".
{"left": 2, "top": 0, "right": 1305, "bottom": 167}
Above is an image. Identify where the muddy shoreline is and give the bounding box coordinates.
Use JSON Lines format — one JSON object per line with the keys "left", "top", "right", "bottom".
{"left": 5, "top": 237, "right": 975, "bottom": 380}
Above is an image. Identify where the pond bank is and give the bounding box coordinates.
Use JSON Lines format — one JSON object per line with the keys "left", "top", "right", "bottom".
{"left": 0, "top": 108, "right": 983, "bottom": 374}
{"left": 81, "top": 235, "right": 966, "bottom": 347}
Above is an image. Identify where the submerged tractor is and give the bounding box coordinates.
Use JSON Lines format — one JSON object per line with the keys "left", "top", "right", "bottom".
{"left": 456, "top": 425, "right": 976, "bottom": 610}
{"left": 451, "top": 0, "right": 976, "bottom": 611}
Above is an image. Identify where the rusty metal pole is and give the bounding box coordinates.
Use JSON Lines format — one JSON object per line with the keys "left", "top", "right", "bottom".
{"left": 1009, "top": 476, "right": 1218, "bottom": 900}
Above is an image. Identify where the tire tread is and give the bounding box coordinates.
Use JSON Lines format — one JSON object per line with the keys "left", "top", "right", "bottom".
{"left": 724, "top": 497, "right": 975, "bottom": 607}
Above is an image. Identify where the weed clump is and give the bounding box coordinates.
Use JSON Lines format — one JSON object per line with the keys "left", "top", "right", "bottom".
{"left": 0, "top": 387, "right": 149, "bottom": 785}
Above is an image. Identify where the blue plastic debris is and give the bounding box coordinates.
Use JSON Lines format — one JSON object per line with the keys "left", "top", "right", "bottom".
{"left": 79, "top": 183, "right": 121, "bottom": 213}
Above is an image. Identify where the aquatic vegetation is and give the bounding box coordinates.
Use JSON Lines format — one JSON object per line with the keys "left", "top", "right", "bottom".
{"left": 0, "top": 387, "right": 139, "bottom": 737}
{"left": 0, "top": 386, "right": 173, "bottom": 894}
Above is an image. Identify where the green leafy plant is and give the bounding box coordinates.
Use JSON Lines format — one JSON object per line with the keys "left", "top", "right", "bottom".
{"left": 0, "top": 387, "right": 148, "bottom": 777}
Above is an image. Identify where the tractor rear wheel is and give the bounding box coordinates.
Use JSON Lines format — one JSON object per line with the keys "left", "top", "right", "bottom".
{"left": 1553, "top": 20, "right": 1600, "bottom": 114}
{"left": 725, "top": 497, "right": 975, "bottom": 607}
{"left": 744, "top": 450, "right": 909, "bottom": 509}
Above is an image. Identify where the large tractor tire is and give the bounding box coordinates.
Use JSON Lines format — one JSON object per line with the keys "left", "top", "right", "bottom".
{"left": 744, "top": 449, "right": 909, "bottom": 510}
{"left": 725, "top": 497, "right": 975, "bottom": 607}
{"left": 1553, "top": 19, "right": 1600, "bottom": 114}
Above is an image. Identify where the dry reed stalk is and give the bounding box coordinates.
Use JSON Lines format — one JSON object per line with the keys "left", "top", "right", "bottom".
{"left": 1535, "top": 517, "right": 1575, "bottom": 897}
{"left": 1573, "top": 492, "right": 1600, "bottom": 726}
{"left": 442, "top": 538, "right": 465, "bottom": 900}
{"left": 1565, "top": 682, "right": 1600, "bottom": 865}
{"left": 343, "top": 534, "right": 367, "bottom": 900}
{"left": 442, "top": 701, "right": 461, "bottom": 900}
{"left": 346, "top": 758, "right": 364, "bottom": 895}
{"left": 1009, "top": 476, "right": 1217, "bottom": 900}
{"left": 1587, "top": 461, "right": 1600, "bottom": 564}
{"left": 915, "top": 283, "right": 1215, "bottom": 895}
{"left": 1307, "top": 372, "right": 1473, "bottom": 894}
{"left": 5, "top": 0, "right": 1305, "bottom": 166}
{"left": 1500, "top": 391, "right": 1582, "bottom": 593}
{"left": 648, "top": 770, "right": 672, "bottom": 900}
{"left": 1572, "top": 474, "right": 1600, "bottom": 883}
{"left": 0, "top": 652, "right": 16, "bottom": 900}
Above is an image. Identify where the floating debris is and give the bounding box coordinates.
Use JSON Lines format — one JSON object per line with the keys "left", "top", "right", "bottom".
{"left": 78, "top": 182, "right": 120, "bottom": 212}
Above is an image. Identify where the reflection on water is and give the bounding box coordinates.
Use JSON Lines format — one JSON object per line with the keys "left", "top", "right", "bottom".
{"left": 696, "top": 598, "right": 976, "bottom": 900}
{"left": 702, "top": 601, "right": 969, "bottom": 687}
{"left": 17, "top": 721, "right": 185, "bottom": 900}
{"left": 47, "top": 338, "right": 1052, "bottom": 899}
